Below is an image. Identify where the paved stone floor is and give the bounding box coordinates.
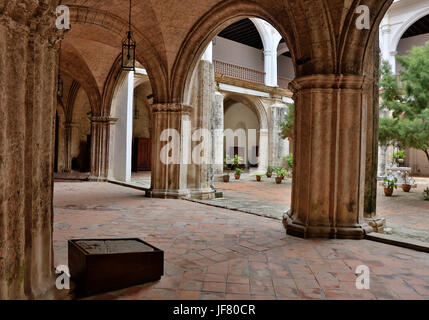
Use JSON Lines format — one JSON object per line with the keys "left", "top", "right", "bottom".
{"left": 191, "top": 173, "right": 429, "bottom": 243}
{"left": 54, "top": 182, "right": 429, "bottom": 300}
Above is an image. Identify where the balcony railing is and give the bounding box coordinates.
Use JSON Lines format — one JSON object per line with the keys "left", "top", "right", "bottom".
{"left": 214, "top": 60, "right": 265, "bottom": 85}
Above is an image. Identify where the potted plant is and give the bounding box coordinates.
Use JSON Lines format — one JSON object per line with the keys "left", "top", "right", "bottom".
{"left": 392, "top": 150, "right": 405, "bottom": 166}
{"left": 382, "top": 177, "right": 398, "bottom": 197}
{"left": 266, "top": 166, "right": 274, "bottom": 178}
{"left": 284, "top": 154, "right": 293, "bottom": 171}
{"left": 401, "top": 174, "right": 413, "bottom": 193}
{"left": 232, "top": 154, "right": 244, "bottom": 170}
{"left": 424, "top": 188, "right": 429, "bottom": 201}
{"left": 255, "top": 173, "right": 264, "bottom": 182}
{"left": 274, "top": 168, "right": 284, "bottom": 184}
{"left": 234, "top": 168, "right": 243, "bottom": 180}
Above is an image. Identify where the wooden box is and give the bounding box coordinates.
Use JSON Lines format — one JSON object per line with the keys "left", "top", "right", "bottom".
{"left": 68, "top": 238, "right": 164, "bottom": 297}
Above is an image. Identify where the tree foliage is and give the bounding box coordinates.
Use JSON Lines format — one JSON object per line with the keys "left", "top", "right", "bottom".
{"left": 379, "top": 42, "right": 429, "bottom": 163}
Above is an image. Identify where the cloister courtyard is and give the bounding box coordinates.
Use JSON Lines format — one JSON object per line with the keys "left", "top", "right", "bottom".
{"left": 53, "top": 180, "right": 429, "bottom": 300}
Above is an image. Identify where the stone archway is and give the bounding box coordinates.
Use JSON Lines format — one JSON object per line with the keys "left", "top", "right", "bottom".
{"left": 223, "top": 94, "right": 269, "bottom": 172}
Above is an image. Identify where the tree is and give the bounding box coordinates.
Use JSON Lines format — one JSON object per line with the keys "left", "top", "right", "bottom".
{"left": 281, "top": 103, "right": 294, "bottom": 140}
{"left": 379, "top": 42, "right": 429, "bottom": 163}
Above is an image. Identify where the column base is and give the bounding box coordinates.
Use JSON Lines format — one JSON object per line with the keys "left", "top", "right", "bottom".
{"left": 283, "top": 210, "right": 372, "bottom": 240}
{"left": 365, "top": 217, "right": 386, "bottom": 234}
{"left": 88, "top": 175, "right": 108, "bottom": 182}
{"left": 146, "top": 189, "right": 190, "bottom": 199}
{"left": 188, "top": 188, "right": 216, "bottom": 200}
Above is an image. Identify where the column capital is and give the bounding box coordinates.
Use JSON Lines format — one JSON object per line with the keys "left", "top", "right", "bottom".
{"left": 290, "top": 74, "right": 366, "bottom": 92}
{"left": 89, "top": 116, "right": 118, "bottom": 124}
{"left": 150, "top": 103, "right": 193, "bottom": 114}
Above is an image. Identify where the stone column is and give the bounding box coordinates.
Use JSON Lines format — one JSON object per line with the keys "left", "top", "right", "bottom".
{"left": 283, "top": 75, "right": 372, "bottom": 239}
{"left": 89, "top": 116, "right": 117, "bottom": 181}
{"left": 257, "top": 129, "right": 269, "bottom": 172}
{"left": 186, "top": 59, "right": 215, "bottom": 200}
{"left": 269, "top": 100, "right": 289, "bottom": 168}
{"left": 212, "top": 91, "right": 224, "bottom": 176}
{"left": 63, "top": 122, "right": 76, "bottom": 172}
{"left": 110, "top": 71, "right": 134, "bottom": 182}
{"left": 0, "top": 3, "right": 59, "bottom": 299}
{"left": 264, "top": 50, "right": 278, "bottom": 87}
{"left": 148, "top": 104, "right": 191, "bottom": 199}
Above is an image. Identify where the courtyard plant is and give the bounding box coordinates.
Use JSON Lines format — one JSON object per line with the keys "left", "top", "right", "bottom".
{"left": 254, "top": 172, "right": 264, "bottom": 182}
{"left": 382, "top": 177, "right": 398, "bottom": 197}
{"left": 379, "top": 43, "right": 429, "bottom": 165}
{"left": 232, "top": 154, "right": 244, "bottom": 170}
{"left": 266, "top": 166, "right": 274, "bottom": 178}
{"left": 234, "top": 168, "right": 243, "bottom": 180}
{"left": 424, "top": 188, "right": 429, "bottom": 201}
{"left": 274, "top": 168, "right": 286, "bottom": 184}
{"left": 401, "top": 174, "right": 414, "bottom": 193}
{"left": 392, "top": 150, "right": 406, "bottom": 166}
{"left": 284, "top": 154, "right": 293, "bottom": 171}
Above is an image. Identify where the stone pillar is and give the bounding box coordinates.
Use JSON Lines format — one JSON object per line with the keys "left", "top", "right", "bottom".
{"left": 0, "top": 3, "right": 58, "bottom": 299}
{"left": 283, "top": 75, "right": 372, "bottom": 239}
{"left": 148, "top": 104, "right": 191, "bottom": 199}
{"left": 363, "top": 34, "right": 385, "bottom": 233}
{"left": 89, "top": 116, "right": 117, "bottom": 181}
{"left": 63, "top": 122, "right": 75, "bottom": 172}
{"left": 269, "top": 101, "right": 289, "bottom": 168}
{"left": 258, "top": 129, "right": 269, "bottom": 172}
{"left": 186, "top": 59, "right": 215, "bottom": 200}
{"left": 212, "top": 91, "right": 224, "bottom": 176}
{"left": 264, "top": 50, "right": 278, "bottom": 87}
{"left": 110, "top": 71, "right": 134, "bottom": 182}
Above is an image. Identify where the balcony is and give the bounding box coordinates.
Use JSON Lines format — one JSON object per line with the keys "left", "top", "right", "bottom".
{"left": 214, "top": 60, "right": 292, "bottom": 90}
{"left": 214, "top": 60, "right": 265, "bottom": 85}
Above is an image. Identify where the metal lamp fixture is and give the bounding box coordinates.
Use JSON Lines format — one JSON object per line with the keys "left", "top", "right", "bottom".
{"left": 121, "top": 0, "right": 136, "bottom": 71}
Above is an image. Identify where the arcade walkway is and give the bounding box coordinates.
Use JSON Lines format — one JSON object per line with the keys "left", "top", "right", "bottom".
{"left": 54, "top": 182, "right": 429, "bottom": 300}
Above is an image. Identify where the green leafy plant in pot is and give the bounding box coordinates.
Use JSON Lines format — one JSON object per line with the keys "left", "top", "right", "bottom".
{"left": 274, "top": 168, "right": 286, "bottom": 184}
{"left": 392, "top": 150, "right": 406, "bottom": 166}
{"left": 234, "top": 168, "right": 243, "bottom": 180}
{"left": 255, "top": 173, "right": 264, "bottom": 182}
{"left": 266, "top": 166, "right": 274, "bottom": 178}
{"left": 401, "top": 174, "right": 414, "bottom": 193}
{"left": 382, "top": 177, "right": 398, "bottom": 197}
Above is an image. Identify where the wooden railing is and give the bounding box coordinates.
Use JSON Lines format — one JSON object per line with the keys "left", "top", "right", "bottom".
{"left": 214, "top": 60, "right": 265, "bottom": 85}
{"left": 278, "top": 76, "right": 292, "bottom": 89}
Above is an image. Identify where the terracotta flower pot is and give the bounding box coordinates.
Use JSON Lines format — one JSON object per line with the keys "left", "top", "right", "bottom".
{"left": 275, "top": 177, "right": 282, "bottom": 184}
{"left": 384, "top": 188, "right": 394, "bottom": 197}
{"left": 223, "top": 175, "right": 230, "bottom": 183}
{"left": 401, "top": 184, "right": 411, "bottom": 193}
{"left": 234, "top": 174, "right": 241, "bottom": 180}
{"left": 266, "top": 173, "right": 272, "bottom": 178}
{"left": 281, "top": 175, "right": 285, "bottom": 180}
{"left": 256, "top": 176, "right": 262, "bottom": 182}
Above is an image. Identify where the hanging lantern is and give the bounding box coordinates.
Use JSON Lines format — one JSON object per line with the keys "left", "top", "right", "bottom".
{"left": 121, "top": 0, "right": 136, "bottom": 71}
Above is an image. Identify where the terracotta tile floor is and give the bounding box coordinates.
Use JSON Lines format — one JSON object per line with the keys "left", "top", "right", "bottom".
{"left": 54, "top": 182, "right": 429, "bottom": 300}
{"left": 210, "top": 176, "right": 429, "bottom": 242}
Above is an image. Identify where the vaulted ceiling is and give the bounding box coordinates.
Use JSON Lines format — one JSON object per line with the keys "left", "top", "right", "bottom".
{"left": 217, "top": 18, "right": 291, "bottom": 57}
{"left": 402, "top": 14, "right": 429, "bottom": 39}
